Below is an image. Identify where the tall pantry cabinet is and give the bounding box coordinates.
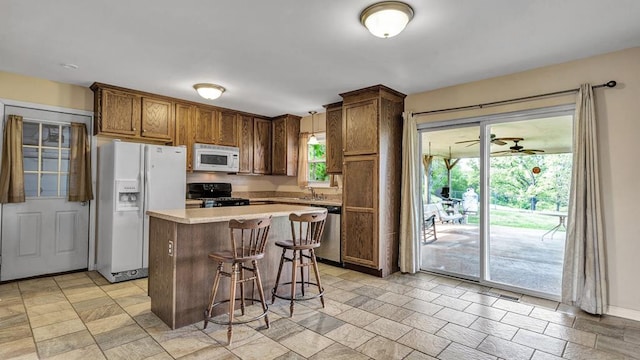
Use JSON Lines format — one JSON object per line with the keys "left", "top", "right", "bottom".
{"left": 340, "top": 85, "right": 405, "bottom": 277}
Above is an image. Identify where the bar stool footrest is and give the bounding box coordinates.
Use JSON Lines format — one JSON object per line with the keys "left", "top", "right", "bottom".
{"left": 272, "top": 281, "right": 325, "bottom": 301}
{"left": 204, "top": 298, "right": 269, "bottom": 326}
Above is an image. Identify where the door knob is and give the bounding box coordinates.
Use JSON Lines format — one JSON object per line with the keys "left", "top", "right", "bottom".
{"left": 81, "top": 201, "right": 88, "bottom": 206}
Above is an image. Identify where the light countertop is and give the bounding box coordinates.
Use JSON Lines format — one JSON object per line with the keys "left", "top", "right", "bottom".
{"left": 147, "top": 204, "right": 325, "bottom": 224}
{"left": 185, "top": 199, "right": 203, "bottom": 205}
{"left": 250, "top": 197, "right": 342, "bottom": 207}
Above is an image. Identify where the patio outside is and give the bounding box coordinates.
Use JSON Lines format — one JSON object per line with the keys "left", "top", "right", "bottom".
{"left": 421, "top": 211, "right": 566, "bottom": 295}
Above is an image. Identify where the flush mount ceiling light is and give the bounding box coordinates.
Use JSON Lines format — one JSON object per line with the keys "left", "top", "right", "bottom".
{"left": 360, "top": 1, "right": 414, "bottom": 38}
{"left": 193, "top": 83, "right": 226, "bottom": 100}
{"left": 307, "top": 111, "right": 319, "bottom": 145}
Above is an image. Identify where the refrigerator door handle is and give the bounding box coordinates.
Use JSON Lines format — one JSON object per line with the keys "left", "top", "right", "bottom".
{"left": 144, "top": 170, "right": 150, "bottom": 213}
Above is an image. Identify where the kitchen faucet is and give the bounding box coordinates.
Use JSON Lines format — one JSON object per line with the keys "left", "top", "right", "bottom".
{"left": 308, "top": 187, "right": 316, "bottom": 199}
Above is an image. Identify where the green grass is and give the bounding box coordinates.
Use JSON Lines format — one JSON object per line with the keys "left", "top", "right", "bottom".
{"left": 465, "top": 208, "right": 563, "bottom": 230}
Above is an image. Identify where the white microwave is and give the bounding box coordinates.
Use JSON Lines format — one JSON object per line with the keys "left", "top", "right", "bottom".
{"left": 193, "top": 144, "right": 240, "bottom": 172}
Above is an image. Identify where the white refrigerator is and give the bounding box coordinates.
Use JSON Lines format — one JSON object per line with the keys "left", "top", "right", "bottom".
{"left": 97, "top": 140, "right": 186, "bottom": 283}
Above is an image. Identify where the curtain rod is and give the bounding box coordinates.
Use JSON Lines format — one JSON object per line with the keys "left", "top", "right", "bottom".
{"left": 412, "top": 80, "right": 617, "bottom": 116}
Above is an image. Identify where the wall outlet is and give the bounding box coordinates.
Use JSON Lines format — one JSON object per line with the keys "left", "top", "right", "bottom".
{"left": 168, "top": 240, "right": 174, "bottom": 256}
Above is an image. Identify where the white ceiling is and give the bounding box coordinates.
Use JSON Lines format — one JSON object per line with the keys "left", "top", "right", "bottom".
{"left": 2, "top": 1, "right": 640, "bottom": 117}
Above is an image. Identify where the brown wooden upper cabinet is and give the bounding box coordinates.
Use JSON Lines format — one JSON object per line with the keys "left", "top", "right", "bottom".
{"left": 342, "top": 98, "right": 378, "bottom": 155}
{"left": 237, "top": 115, "right": 254, "bottom": 174}
{"left": 193, "top": 107, "right": 217, "bottom": 144}
{"left": 217, "top": 111, "right": 238, "bottom": 147}
{"left": 271, "top": 114, "right": 301, "bottom": 176}
{"left": 192, "top": 108, "right": 238, "bottom": 146}
{"left": 174, "top": 103, "right": 194, "bottom": 171}
{"left": 141, "top": 97, "right": 173, "bottom": 141}
{"left": 324, "top": 102, "right": 343, "bottom": 174}
{"left": 253, "top": 118, "right": 272, "bottom": 174}
{"left": 91, "top": 83, "right": 173, "bottom": 143}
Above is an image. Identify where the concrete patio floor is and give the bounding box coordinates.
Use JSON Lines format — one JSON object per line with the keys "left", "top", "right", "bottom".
{"left": 421, "top": 223, "right": 566, "bottom": 296}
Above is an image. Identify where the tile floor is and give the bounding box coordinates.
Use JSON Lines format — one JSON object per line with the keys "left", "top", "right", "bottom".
{"left": 0, "top": 263, "right": 639, "bottom": 359}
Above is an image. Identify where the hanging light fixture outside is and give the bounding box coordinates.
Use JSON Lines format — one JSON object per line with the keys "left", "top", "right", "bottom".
{"left": 307, "top": 111, "right": 319, "bottom": 145}
{"left": 193, "top": 83, "right": 226, "bottom": 100}
{"left": 360, "top": 1, "right": 414, "bottom": 38}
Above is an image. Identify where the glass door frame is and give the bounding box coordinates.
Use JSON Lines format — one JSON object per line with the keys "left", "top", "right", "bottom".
{"left": 418, "top": 104, "right": 575, "bottom": 301}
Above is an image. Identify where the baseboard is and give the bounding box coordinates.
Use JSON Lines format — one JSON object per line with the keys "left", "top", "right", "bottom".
{"left": 344, "top": 262, "right": 383, "bottom": 277}
{"left": 607, "top": 305, "right": 640, "bottom": 322}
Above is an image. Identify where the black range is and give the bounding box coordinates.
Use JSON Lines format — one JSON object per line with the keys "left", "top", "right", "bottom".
{"left": 186, "top": 182, "right": 250, "bottom": 207}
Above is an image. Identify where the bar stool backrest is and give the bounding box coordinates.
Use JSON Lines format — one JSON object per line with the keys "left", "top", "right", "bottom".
{"left": 289, "top": 210, "right": 327, "bottom": 247}
{"left": 228, "top": 216, "right": 272, "bottom": 259}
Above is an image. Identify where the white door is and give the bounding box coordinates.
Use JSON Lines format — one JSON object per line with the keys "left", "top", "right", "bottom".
{"left": 1, "top": 106, "right": 91, "bottom": 281}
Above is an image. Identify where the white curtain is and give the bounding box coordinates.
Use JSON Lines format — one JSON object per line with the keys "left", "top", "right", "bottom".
{"left": 562, "top": 84, "right": 607, "bottom": 314}
{"left": 297, "top": 132, "right": 310, "bottom": 188}
{"left": 399, "top": 112, "right": 421, "bottom": 273}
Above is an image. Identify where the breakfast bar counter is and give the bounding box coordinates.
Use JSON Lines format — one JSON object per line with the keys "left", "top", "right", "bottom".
{"left": 147, "top": 204, "right": 324, "bottom": 329}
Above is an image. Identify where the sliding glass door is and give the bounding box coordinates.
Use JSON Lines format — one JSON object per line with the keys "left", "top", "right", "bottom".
{"left": 419, "top": 106, "right": 573, "bottom": 299}
{"left": 420, "top": 125, "right": 480, "bottom": 280}
{"left": 486, "top": 117, "right": 572, "bottom": 296}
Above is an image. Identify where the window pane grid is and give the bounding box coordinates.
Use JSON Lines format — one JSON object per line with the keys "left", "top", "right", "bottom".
{"left": 22, "top": 121, "right": 69, "bottom": 198}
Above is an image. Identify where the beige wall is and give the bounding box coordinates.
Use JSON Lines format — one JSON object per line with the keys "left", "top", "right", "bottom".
{"left": 407, "top": 47, "right": 640, "bottom": 316}
{"left": 0, "top": 71, "right": 93, "bottom": 111}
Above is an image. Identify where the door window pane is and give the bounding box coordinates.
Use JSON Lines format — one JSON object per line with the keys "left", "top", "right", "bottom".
{"left": 60, "top": 150, "right": 70, "bottom": 172}
{"left": 23, "top": 148, "right": 39, "bottom": 171}
{"left": 40, "top": 174, "right": 58, "bottom": 197}
{"left": 59, "top": 175, "right": 68, "bottom": 197}
{"left": 24, "top": 173, "right": 38, "bottom": 197}
{"left": 61, "top": 125, "right": 70, "bottom": 148}
{"left": 23, "top": 122, "right": 39, "bottom": 146}
{"left": 42, "top": 124, "right": 62, "bottom": 147}
{"left": 41, "top": 149, "right": 59, "bottom": 172}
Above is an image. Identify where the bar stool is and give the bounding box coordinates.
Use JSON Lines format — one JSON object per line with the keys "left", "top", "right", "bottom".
{"left": 271, "top": 210, "right": 327, "bottom": 317}
{"left": 203, "top": 216, "right": 272, "bottom": 345}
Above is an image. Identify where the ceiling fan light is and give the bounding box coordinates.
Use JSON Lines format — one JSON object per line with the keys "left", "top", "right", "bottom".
{"left": 193, "top": 83, "right": 225, "bottom": 100}
{"left": 360, "top": 1, "right": 414, "bottom": 38}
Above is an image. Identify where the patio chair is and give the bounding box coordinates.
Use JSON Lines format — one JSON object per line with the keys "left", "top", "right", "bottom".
{"left": 433, "top": 202, "right": 465, "bottom": 224}
{"left": 422, "top": 214, "right": 437, "bottom": 245}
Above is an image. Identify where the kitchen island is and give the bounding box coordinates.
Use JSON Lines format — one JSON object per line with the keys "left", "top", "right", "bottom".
{"left": 147, "top": 204, "right": 324, "bottom": 329}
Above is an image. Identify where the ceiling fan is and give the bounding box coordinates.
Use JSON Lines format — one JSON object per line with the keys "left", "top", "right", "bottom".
{"left": 455, "top": 134, "right": 524, "bottom": 147}
{"left": 491, "top": 139, "right": 545, "bottom": 155}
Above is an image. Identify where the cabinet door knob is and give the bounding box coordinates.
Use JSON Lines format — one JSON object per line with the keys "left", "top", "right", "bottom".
{"left": 133, "top": 127, "right": 136, "bottom": 131}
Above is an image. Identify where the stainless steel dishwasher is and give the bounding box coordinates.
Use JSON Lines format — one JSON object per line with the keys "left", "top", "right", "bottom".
{"left": 310, "top": 204, "right": 342, "bottom": 265}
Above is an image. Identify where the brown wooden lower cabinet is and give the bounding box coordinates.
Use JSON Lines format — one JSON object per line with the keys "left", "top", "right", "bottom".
{"left": 148, "top": 216, "right": 292, "bottom": 329}
{"left": 342, "top": 209, "right": 377, "bottom": 268}
{"left": 342, "top": 155, "right": 379, "bottom": 270}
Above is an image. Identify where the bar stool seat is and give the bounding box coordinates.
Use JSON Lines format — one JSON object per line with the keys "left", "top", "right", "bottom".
{"left": 203, "top": 216, "right": 272, "bottom": 345}
{"left": 271, "top": 210, "right": 328, "bottom": 317}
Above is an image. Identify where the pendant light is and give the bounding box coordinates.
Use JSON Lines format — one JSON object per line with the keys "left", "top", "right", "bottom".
{"left": 307, "top": 111, "right": 319, "bottom": 145}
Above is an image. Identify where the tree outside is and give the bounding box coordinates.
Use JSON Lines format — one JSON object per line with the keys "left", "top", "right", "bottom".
{"left": 308, "top": 143, "right": 329, "bottom": 182}
{"left": 427, "top": 153, "right": 571, "bottom": 212}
